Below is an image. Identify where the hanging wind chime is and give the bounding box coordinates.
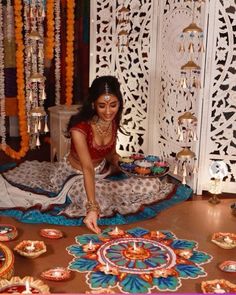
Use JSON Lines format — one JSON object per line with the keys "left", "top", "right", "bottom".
{"left": 179, "top": 0, "right": 204, "bottom": 90}
{"left": 24, "top": 0, "right": 49, "bottom": 149}
{"left": 175, "top": 0, "right": 206, "bottom": 184}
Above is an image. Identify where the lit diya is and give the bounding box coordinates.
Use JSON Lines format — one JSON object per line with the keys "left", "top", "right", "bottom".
{"left": 40, "top": 228, "right": 63, "bottom": 239}
{"left": 97, "top": 263, "right": 119, "bottom": 276}
{"left": 14, "top": 240, "right": 47, "bottom": 258}
{"left": 150, "top": 230, "right": 166, "bottom": 239}
{"left": 0, "top": 224, "right": 18, "bottom": 242}
{"left": 108, "top": 227, "right": 125, "bottom": 237}
{"left": 201, "top": 279, "right": 236, "bottom": 294}
{"left": 82, "top": 240, "right": 99, "bottom": 252}
{"left": 211, "top": 232, "right": 236, "bottom": 249}
{"left": 41, "top": 267, "right": 71, "bottom": 281}
{"left": 175, "top": 249, "right": 193, "bottom": 259}
{"left": 0, "top": 276, "right": 50, "bottom": 294}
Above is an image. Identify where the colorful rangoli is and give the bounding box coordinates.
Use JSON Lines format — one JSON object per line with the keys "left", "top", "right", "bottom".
{"left": 67, "top": 227, "right": 212, "bottom": 293}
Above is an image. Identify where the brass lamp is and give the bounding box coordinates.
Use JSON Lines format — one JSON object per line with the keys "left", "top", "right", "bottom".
{"left": 208, "top": 178, "right": 221, "bottom": 204}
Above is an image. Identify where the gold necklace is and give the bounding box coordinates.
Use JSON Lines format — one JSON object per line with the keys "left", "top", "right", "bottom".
{"left": 95, "top": 121, "right": 112, "bottom": 136}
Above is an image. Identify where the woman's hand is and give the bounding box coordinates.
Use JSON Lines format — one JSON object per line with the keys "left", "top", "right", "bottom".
{"left": 83, "top": 211, "right": 101, "bottom": 234}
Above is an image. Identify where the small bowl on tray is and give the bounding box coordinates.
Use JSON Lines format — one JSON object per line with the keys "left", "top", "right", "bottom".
{"left": 14, "top": 240, "right": 47, "bottom": 258}
{"left": 134, "top": 166, "right": 151, "bottom": 175}
{"left": 130, "top": 153, "right": 145, "bottom": 160}
{"left": 41, "top": 267, "right": 71, "bottom": 281}
{"left": 145, "top": 155, "right": 160, "bottom": 162}
{"left": 211, "top": 232, "right": 236, "bottom": 249}
{"left": 201, "top": 279, "right": 236, "bottom": 294}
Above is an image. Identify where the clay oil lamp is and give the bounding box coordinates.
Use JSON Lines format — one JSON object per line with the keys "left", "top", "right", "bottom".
{"left": 201, "top": 279, "right": 236, "bottom": 294}
{"left": 40, "top": 228, "right": 63, "bottom": 239}
{"left": 14, "top": 240, "right": 47, "bottom": 258}
{"left": 0, "top": 225, "right": 18, "bottom": 242}
{"left": 0, "top": 276, "right": 50, "bottom": 294}
{"left": 97, "top": 263, "right": 119, "bottom": 276}
{"left": 41, "top": 267, "right": 71, "bottom": 281}
{"left": 108, "top": 227, "right": 125, "bottom": 237}
{"left": 82, "top": 240, "right": 99, "bottom": 253}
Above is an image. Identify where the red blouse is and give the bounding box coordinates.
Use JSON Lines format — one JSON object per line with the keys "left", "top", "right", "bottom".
{"left": 70, "top": 121, "right": 117, "bottom": 161}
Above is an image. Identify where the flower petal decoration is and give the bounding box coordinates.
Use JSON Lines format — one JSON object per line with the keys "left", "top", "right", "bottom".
{"left": 88, "top": 271, "right": 118, "bottom": 289}
{"left": 153, "top": 276, "right": 180, "bottom": 291}
{"left": 67, "top": 227, "right": 212, "bottom": 293}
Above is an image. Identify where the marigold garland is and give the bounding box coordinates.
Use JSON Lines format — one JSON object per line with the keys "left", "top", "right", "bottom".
{"left": 0, "top": 0, "right": 29, "bottom": 159}
{"left": 65, "top": 0, "right": 75, "bottom": 106}
{"left": 45, "top": 0, "right": 54, "bottom": 61}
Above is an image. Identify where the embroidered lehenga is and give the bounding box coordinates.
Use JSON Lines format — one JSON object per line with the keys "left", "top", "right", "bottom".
{"left": 0, "top": 121, "right": 173, "bottom": 219}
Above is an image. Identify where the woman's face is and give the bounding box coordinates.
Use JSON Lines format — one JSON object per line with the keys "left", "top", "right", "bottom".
{"left": 94, "top": 94, "right": 120, "bottom": 122}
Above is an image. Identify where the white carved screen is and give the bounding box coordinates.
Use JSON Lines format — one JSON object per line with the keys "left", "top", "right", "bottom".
{"left": 90, "top": 0, "right": 154, "bottom": 155}
{"left": 90, "top": 0, "right": 235, "bottom": 194}
{"left": 197, "top": 0, "right": 236, "bottom": 194}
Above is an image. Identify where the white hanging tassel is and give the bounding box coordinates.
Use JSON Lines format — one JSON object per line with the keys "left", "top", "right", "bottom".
{"left": 38, "top": 119, "right": 41, "bottom": 131}
{"left": 193, "top": 130, "right": 198, "bottom": 141}
{"left": 178, "top": 42, "right": 185, "bottom": 52}
{"left": 44, "top": 121, "right": 49, "bottom": 133}
{"left": 183, "top": 162, "right": 187, "bottom": 177}
{"left": 41, "top": 88, "right": 46, "bottom": 100}
{"left": 188, "top": 42, "right": 194, "bottom": 53}
{"left": 173, "top": 163, "right": 178, "bottom": 175}
{"left": 182, "top": 77, "right": 187, "bottom": 89}
{"left": 182, "top": 176, "right": 186, "bottom": 185}
{"left": 36, "top": 135, "right": 40, "bottom": 147}
{"left": 29, "top": 89, "right": 33, "bottom": 102}
{"left": 34, "top": 123, "right": 38, "bottom": 134}
{"left": 38, "top": 48, "right": 44, "bottom": 59}
{"left": 27, "top": 124, "right": 31, "bottom": 133}
{"left": 179, "top": 130, "right": 184, "bottom": 141}
{"left": 193, "top": 159, "right": 198, "bottom": 174}
{"left": 177, "top": 125, "right": 181, "bottom": 136}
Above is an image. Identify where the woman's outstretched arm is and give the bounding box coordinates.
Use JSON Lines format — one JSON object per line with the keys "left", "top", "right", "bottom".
{"left": 71, "top": 130, "right": 101, "bottom": 234}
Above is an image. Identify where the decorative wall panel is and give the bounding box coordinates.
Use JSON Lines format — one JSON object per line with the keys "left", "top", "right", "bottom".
{"left": 198, "top": 0, "right": 236, "bottom": 193}
{"left": 90, "top": 0, "right": 153, "bottom": 155}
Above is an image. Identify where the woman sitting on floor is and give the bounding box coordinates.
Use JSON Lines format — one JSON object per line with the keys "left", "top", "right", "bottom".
{"left": 0, "top": 75, "right": 173, "bottom": 233}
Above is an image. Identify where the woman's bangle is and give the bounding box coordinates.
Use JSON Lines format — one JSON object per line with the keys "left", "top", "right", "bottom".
{"left": 86, "top": 200, "right": 101, "bottom": 215}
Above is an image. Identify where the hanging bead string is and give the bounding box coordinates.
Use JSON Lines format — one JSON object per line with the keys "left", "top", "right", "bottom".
{"left": 65, "top": 0, "right": 75, "bottom": 106}
{"left": 45, "top": 0, "right": 54, "bottom": 61}
{"left": 1, "top": 0, "right": 30, "bottom": 159}
{"left": 0, "top": 1, "right": 6, "bottom": 147}
{"left": 54, "top": 0, "right": 61, "bottom": 105}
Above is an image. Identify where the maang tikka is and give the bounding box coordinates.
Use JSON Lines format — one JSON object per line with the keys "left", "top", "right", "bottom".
{"left": 104, "top": 82, "right": 111, "bottom": 101}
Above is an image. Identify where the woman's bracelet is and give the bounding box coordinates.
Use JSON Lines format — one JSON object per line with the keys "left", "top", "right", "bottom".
{"left": 85, "top": 200, "right": 101, "bottom": 215}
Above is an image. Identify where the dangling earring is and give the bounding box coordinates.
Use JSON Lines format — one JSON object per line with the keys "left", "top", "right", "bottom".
{"left": 92, "top": 103, "right": 95, "bottom": 110}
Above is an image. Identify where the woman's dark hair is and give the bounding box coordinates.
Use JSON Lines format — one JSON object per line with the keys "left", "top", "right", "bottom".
{"left": 67, "top": 75, "right": 123, "bottom": 131}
